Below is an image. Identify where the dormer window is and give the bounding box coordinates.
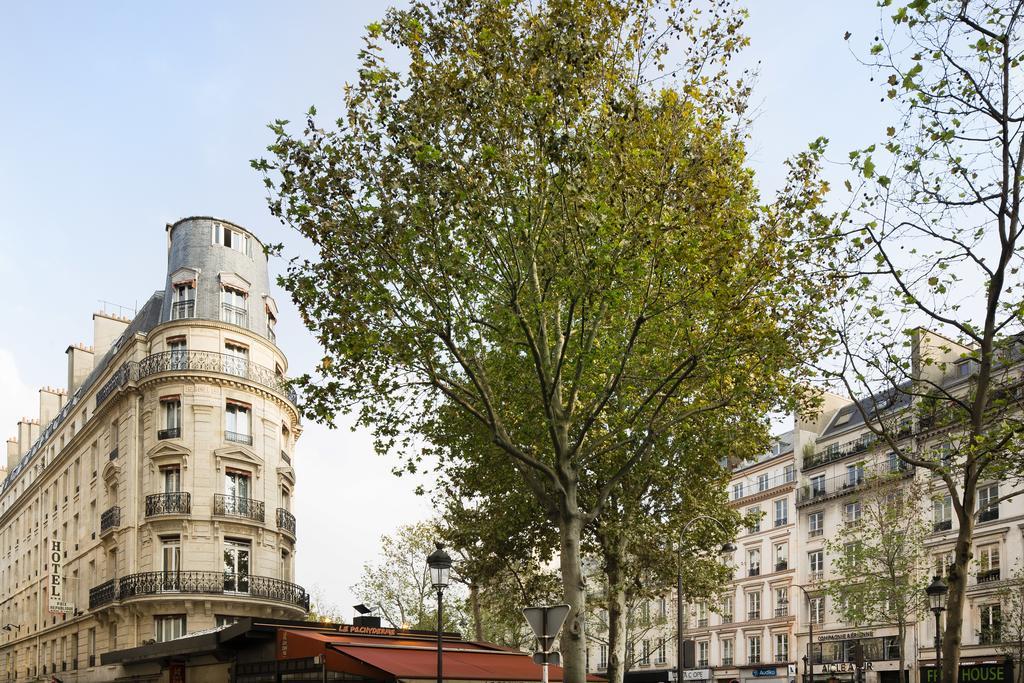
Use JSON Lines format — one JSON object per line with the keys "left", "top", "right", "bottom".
{"left": 221, "top": 287, "right": 248, "bottom": 328}
{"left": 171, "top": 283, "right": 195, "bottom": 320}
{"left": 955, "top": 359, "right": 978, "bottom": 378}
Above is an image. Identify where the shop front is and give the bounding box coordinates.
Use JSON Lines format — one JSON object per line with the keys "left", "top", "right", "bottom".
{"left": 740, "top": 663, "right": 796, "bottom": 683}
{"left": 809, "top": 629, "right": 904, "bottom": 683}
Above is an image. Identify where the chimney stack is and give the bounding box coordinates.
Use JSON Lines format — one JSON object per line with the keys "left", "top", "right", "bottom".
{"left": 39, "top": 387, "right": 65, "bottom": 428}
{"left": 6, "top": 438, "right": 18, "bottom": 469}
{"left": 92, "top": 312, "right": 130, "bottom": 360}
{"left": 66, "top": 344, "right": 95, "bottom": 394}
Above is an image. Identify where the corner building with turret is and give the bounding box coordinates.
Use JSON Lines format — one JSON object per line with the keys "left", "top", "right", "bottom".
{"left": 0, "top": 218, "right": 305, "bottom": 681}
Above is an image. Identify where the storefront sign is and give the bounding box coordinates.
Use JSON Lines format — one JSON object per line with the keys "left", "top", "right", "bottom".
{"left": 815, "top": 663, "right": 872, "bottom": 674}
{"left": 751, "top": 668, "right": 779, "bottom": 678}
{"left": 817, "top": 631, "right": 874, "bottom": 642}
{"left": 336, "top": 624, "right": 398, "bottom": 636}
{"left": 48, "top": 539, "right": 70, "bottom": 614}
{"left": 681, "top": 669, "right": 711, "bottom": 681}
{"left": 920, "top": 663, "right": 1011, "bottom": 683}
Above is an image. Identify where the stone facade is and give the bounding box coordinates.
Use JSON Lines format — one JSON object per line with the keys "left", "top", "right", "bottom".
{"left": 0, "top": 217, "right": 304, "bottom": 681}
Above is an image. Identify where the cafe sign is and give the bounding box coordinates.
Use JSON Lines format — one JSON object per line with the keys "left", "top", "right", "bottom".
{"left": 921, "top": 663, "right": 1011, "bottom": 683}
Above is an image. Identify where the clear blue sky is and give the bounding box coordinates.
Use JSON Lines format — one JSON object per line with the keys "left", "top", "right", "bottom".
{"left": 0, "top": 2, "right": 889, "bottom": 617}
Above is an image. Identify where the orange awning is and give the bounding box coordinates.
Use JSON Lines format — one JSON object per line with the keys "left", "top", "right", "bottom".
{"left": 277, "top": 628, "right": 589, "bottom": 682}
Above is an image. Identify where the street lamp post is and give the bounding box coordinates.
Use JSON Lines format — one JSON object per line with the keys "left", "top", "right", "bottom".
{"left": 427, "top": 543, "right": 453, "bottom": 683}
{"left": 795, "top": 585, "right": 814, "bottom": 683}
{"left": 926, "top": 575, "right": 948, "bottom": 682}
{"left": 676, "top": 516, "right": 737, "bottom": 680}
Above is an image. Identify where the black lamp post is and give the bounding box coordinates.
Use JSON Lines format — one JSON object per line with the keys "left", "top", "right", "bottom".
{"left": 427, "top": 543, "right": 452, "bottom": 683}
{"left": 926, "top": 575, "right": 948, "bottom": 681}
{"left": 676, "top": 516, "right": 736, "bottom": 679}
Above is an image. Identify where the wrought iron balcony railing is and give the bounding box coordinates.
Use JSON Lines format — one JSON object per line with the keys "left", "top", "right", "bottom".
{"left": 775, "top": 561, "right": 789, "bottom": 572}
{"left": 934, "top": 519, "right": 953, "bottom": 532}
{"left": 221, "top": 303, "right": 249, "bottom": 328}
{"left": 214, "top": 494, "right": 264, "bottom": 522}
{"left": 145, "top": 492, "right": 191, "bottom": 517}
{"left": 775, "top": 605, "right": 790, "bottom": 617}
{"left": 171, "top": 300, "right": 195, "bottom": 320}
{"left": 281, "top": 450, "right": 291, "bottom": 464}
{"left": 100, "top": 506, "right": 121, "bottom": 535}
{"left": 796, "top": 460, "right": 912, "bottom": 506}
{"left": 277, "top": 508, "right": 296, "bottom": 537}
{"left": 96, "top": 351, "right": 298, "bottom": 408}
{"left": 977, "top": 568, "right": 1001, "bottom": 584}
{"left": 730, "top": 469, "right": 798, "bottom": 501}
{"left": 225, "top": 430, "right": 253, "bottom": 446}
{"left": 88, "top": 571, "right": 308, "bottom": 611}
{"left": 748, "top": 610, "right": 761, "bottom": 621}
{"left": 978, "top": 507, "right": 999, "bottom": 522}
{"left": 108, "top": 447, "right": 119, "bottom": 461}
{"left": 157, "top": 427, "right": 180, "bottom": 440}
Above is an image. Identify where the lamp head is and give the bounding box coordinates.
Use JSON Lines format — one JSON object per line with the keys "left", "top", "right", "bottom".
{"left": 926, "top": 574, "right": 948, "bottom": 612}
{"left": 426, "top": 542, "right": 452, "bottom": 590}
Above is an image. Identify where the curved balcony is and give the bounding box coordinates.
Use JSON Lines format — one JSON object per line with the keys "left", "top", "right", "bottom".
{"left": 145, "top": 492, "right": 191, "bottom": 517}
{"left": 96, "top": 350, "right": 298, "bottom": 407}
{"left": 277, "top": 508, "right": 296, "bottom": 537}
{"left": 214, "top": 494, "right": 265, "bottom": 522}
{"left": 89, "top": 571, "right": 308, "bottom": 611}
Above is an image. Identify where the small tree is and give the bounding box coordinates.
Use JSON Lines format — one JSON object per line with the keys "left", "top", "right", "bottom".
{"left": 352, "top": 521, "right": 468, "bottom": 631}
{"left": 824, "top": 471, "right": 931, "bottom": 678}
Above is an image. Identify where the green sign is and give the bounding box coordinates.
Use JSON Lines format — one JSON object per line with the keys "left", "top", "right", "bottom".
{"left": 920, "top": 663, "right": 1011, "bottom": 683}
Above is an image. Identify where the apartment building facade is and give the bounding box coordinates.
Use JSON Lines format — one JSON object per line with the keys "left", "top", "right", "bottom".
{"left": 0, "top": 217, "right": 306, "bottom": 681}
{"left": 588, "top": 329, "right": 1023, "bottom": 683}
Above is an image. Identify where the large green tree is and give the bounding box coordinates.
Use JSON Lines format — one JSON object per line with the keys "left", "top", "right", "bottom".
{"left": 255, "top": 1, "right": 836, "bottom": 679}
{"left": 827, "top": 3, "right": 1024, "bottom": 681}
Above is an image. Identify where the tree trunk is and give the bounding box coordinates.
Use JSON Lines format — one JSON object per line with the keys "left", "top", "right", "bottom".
{"left": 941, "top": 510, "right": 976, "bottom": 683}
{"left": 606, "top": 540, "right": 629, "bottom": 683}
{"left": 470, "top": 582, "right": 483, "bottom": 641}
{"left": 559, "top": 512, "right": 588, "bottom": 683}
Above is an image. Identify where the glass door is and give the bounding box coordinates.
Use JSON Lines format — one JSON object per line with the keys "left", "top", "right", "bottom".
{"left": 223, "top": 540, "right": 250, "bottom": 593}
{"left": 161, "top": 538, "right": 180, "bottom": 591}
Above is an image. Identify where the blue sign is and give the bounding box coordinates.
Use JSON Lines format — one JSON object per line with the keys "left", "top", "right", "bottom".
{"left": 751, "top": 669, "right": 778, "bottom": 678}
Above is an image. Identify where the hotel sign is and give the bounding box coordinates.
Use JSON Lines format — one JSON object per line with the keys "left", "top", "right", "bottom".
{"left": 48, "top": 540, "right": 71, "bottom": 614}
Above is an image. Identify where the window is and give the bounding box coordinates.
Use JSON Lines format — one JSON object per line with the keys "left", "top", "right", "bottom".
{"left": 843, "top": 501, "right": 862, "bottom": 524}
{"left": 697, "top": 641, "right": 709, "bottom": 667}
{"left": 697, "top": 601, "right": 708, "bottom": 627}
{"left": 598, "top": 645, "right": 608, "bottom": 669}
{"left": 774, "top": 634, "right": 789, "bottom": 661}
{"left": 658, "top": 596, "right": 667, "bottom": 618}
{"left": 774, "top": 499, "right": 788, "bottom": 527}
{"left": 979, "top": 604, "right": 1001, "bottom": 644}
{"left": 159, "top": 397, "right": 181, "bottom": 439}
{"left": 267, "top": 310, "right": 277, "bottom": 342}
{"left": 934, "top": 495, "right": 953, "bottom": 531}
{"left": 223, "top": 342, "right": 249, "bottom": 377}
{"left": 162, "top": 466, "right": 181, "bottom": 494}
{"left": 775, "top": 587, "right": 789, "bottom": 617}
{"left": 722, "top": 596, "right": 733, "bottom": 623}
{"left": 641, "top": 640, "right": 651, "bottom": 665}
{"left": 225, "top": 470, "right": 251, "bottom": 500}
{"left": 758, "top": 474, "right": 769, "bottom": 492}
{"left": 810, "top": 474, "right": 825, "bottom": 496}
{"left": 977, "top": 544, "right": 1000, "bottom": 583}
{"left": 168, "top": 337, "right": 188, "bottom": 370}
{"left": 749, "top": 506, "right": 761, "bottom": 533}
{"left": 154, "top": 615, "right": 185, "bottom": 643}
{"left": 934, "top": 550, "right": 954, "bottom": 577}
{"left": 215, "top": 615, "right": 241, "bottom": 628}
{"left": 748, "top": 548, "right": 761, "bottom": 577}
{"left": 774, "top": 543, "right": 788, "bottom": 572}
{"left": 887, "top": 451, "right": 901, "bottom": 472}
{"left": 221, "top": 287, "right": 248, "bottom": 327}
{"left": 225, "top": 402, "right": 252, "bottom": 444}
{"left": 809, "top": 550, "right": 824, "bottom": 575}
{"left": 978, "top": 484, "right": 999, "bottom": 522}
{"left": 212, "top": 223, "right": 253, "bottom": 256}
{"left": 809, "top": 596, "right": 825, "bottom": 624}
{"left": 845, "top": 463, "right": 864, "bottom": 488}
{"left": 722, "top": 639, "right": 734, "bottom": 666}
{"left": 747, "top": 590, "right": 761, "bottom": 620}
{"left": 733, "top": 483, "right": 745, "bottom": 499}
{"left": 656, "top": 638, "right": 666, "bottom": 664}
{"left": 223, "top": 539, "right": 251, "bottom": 593}
{"left": 784, "top": 464, "right": 796, "bottom": 482}
{"left": 747, "top": 635, "right": 761, "bottom": 663}
{"left": 808, "top": 510, "right": 824, "bottom": 537}
{"left": 171, "top": 283, "right": 195, "bottom": 319}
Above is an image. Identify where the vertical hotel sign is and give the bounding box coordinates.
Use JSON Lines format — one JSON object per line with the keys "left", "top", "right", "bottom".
{"left": 48, "top": 540, "right": 68, "bottom": 614}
